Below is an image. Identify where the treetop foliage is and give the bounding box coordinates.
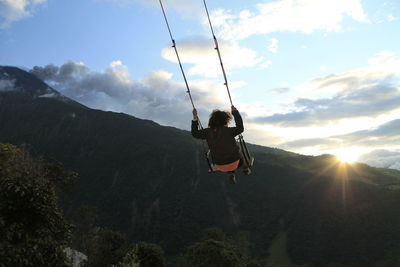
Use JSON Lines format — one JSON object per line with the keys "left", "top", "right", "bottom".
{"left": 0, "top": 143, "right": 77, "bottom": 267}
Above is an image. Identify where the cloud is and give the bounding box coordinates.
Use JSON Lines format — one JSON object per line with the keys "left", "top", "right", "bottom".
{"left": 279, "top": 119, "right": 400, "bottom": 153}
{"left": 251, "top": 52, "right": 400, "bottom": 127}
{"left": 249, "top": 52, "right": 400, "bottom": 159}
{"left": 144, "top": 0, "right": 201, "bottom": 13}
{"left": 0, "top": 0, "right": 47, "bottom": 28}
{"left": 211, "top": 0, "right": 369, "bottom": 40}
{"left": 30, "top": 61, "right": 235, "bottom": 129}
{"left": 110, "top": 60, "right": 123, "bottom": 67}
{"left": 161, "top": 36, "right": 266, "bottom": 77}
{"left": 358, "top": 150, "right": 400, "bottom": 170}
{"left": 387, "top": 14, "right": 397, "bottom": 22}
{"left": 0, "top": 78, "right": 15, "bottom": 91}
{"left": 267, "top": 38, "right": 279, "bottom": 53}
{"left": 281, "top": 137, "right": 338, "bottom": 150}
{"left": 334, "top": 119, "right": 400, "bottom": 146}
{"left": 253, "top": 85, "right": 400, "bottom": 127}
{"left": 275, "top": 118, "right": 400, "bottom": 170}
{"left": 99, "top": 0, "right": 202, "bottom": 14}
{"left": 271, "top": 87, "right": 289, "bottom": 94}
{"left": 319, "top": 65, "right": 327, "bottom": 71}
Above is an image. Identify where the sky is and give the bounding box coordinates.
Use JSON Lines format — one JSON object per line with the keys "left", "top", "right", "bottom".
{"left": 0, "top": 0, "right": 399, "bottom": 169}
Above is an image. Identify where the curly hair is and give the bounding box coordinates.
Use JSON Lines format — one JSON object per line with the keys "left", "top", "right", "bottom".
{"left": 208, "top": 110, "right": 232, "bottom": 129}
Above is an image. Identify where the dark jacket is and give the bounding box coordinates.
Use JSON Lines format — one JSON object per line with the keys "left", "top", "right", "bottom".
{"left": 191, "top": 110, "right": 244, "bottom": 165}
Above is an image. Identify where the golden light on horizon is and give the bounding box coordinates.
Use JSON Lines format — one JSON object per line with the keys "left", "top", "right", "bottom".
{"left": 333, "top": 147, "right": 367, "bottom": 163}
{"left": 335, "top": 152, "right": 358, "bottom": 163}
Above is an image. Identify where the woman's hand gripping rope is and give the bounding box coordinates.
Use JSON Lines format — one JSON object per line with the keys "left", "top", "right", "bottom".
{"left": 192, "top": 108, "right": 198, "bottom": 121}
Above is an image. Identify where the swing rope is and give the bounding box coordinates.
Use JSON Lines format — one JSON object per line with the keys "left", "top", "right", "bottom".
{"left": 159, "top": 0, "right": 198, "bottom": 113}
{"left": 202, "top": 0, "right": 233, "bottom": 106}
{"left": 159, "top": 0, "right": 216, "bottom": 171}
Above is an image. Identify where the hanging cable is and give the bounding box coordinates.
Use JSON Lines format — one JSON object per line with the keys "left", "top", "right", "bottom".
{"left": 159, "top": 0, "right": 216, "bottom": 171}
{"left": 159, "top": 0, "right": 198, "bottom": 113}
{"left": 203, "top": 0, "right": 233, "bottom": 106}
{"left": 158, "top": 0, "right": 206, "bottom": 132}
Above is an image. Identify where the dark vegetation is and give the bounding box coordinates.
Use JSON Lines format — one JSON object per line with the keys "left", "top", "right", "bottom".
{"left": 1, "top": 66, "right": 400, "bottom": 266}
{"left": 0, "top": 143, "right": 75, "bottom": 267}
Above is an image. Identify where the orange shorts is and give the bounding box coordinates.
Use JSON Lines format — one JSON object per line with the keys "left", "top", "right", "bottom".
{"left": 215, "top": 160, "right": 240, "bottom": 172}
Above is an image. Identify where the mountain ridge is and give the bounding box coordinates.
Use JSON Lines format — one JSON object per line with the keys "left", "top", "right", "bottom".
{"left": 0, "top": 66, "right": 86, "bottom": 108}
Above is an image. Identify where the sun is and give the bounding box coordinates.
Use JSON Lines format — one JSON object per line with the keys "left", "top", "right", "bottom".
{"left": 336, "top": 153, "right": 358, "bottom": 163}
{"left": 334, "top": 147, "right": 364, "bottom": 163}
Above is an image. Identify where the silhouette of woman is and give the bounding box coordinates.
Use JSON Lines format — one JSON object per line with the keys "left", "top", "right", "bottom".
{"left": 191, "top": 106, "right": 250, "bottom": 184}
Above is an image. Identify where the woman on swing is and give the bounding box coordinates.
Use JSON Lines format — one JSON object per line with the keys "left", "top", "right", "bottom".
{"left": 191, "top": 106, "right": 251, "bottom": 184}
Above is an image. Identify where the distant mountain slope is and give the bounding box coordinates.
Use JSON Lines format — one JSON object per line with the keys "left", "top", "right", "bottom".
{"left": 1, "top": 66, "right": 400, "bottom": 265}
{"left": 0, "top": 66, "right": 84, "bottom": 107}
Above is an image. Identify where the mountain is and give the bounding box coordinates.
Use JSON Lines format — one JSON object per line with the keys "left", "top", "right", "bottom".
{"left": 0, "top": 66, "right": 84, "bottom": 107}
{"left": 1, "top": 66, "right": 400, "bottom": 266}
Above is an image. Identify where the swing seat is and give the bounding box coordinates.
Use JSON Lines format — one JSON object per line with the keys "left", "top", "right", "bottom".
{"left": 206, "top": 150, "right": 220, "bottom": 173}
{"left": 207, "top": 157, "right": 254, "bottom": 173}
{"left": 206, "top": 149, "right": 254, "bottom": 174}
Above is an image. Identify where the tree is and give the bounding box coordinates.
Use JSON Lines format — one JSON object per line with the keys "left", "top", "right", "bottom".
{"left": 84, "top": 227, "right": 127, "bottom": 267}
{"left": 201, "top": 227, "right": 228, "bottom": 242}
{"left": 0, "top": 143, "right": 77, "bottom": 267}
{"left": 116, "top": 242, "right": 166, "bottom": 267}
{"left": 71, "top": 205, "right": 99, "bottom": 254}
{"left": 184, "top": 239, "right": 245, "bottom": 267}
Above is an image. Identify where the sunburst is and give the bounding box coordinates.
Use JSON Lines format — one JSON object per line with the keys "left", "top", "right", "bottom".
{"left": 334, "top": 147, "right": 364, "bottom": 163}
